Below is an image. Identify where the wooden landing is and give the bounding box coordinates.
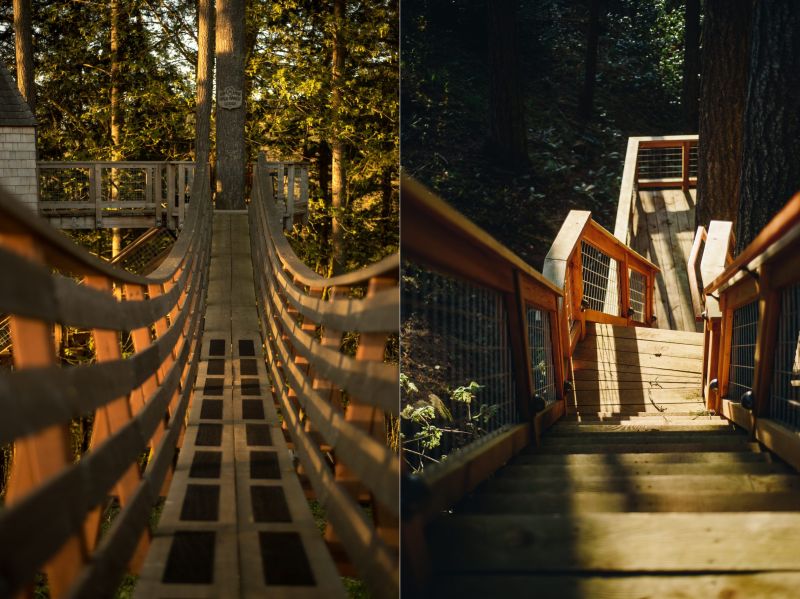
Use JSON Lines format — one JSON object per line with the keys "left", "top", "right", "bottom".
{"left": 426, "top": 414, "right": 800, "bottom": 598}
{"left": 135, "top": 212, "right": 344, "bottom": 598}
{"left": 630, "top": 188, "right": 701, "bottom": 332}
{"left": 571, "top": 323, "right": 704, "bottom": 416}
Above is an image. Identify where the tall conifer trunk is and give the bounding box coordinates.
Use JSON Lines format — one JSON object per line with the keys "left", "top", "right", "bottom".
{"left": 111, "top": 0, "right": 122, "bottom": 257}
{"left": 682, "top": 0, "right": 700, "bottom": 129}
{"left": 215, "top": 0, "right": 246, "bottom": 209}
{"left": 196, "top": 0, "right": 215, "bottom": 170}
{"left": 330, "top": 0, "right": 346, "bottom": 274}
{"left": 13, "top": 0, "right": 34, "bottom": 111}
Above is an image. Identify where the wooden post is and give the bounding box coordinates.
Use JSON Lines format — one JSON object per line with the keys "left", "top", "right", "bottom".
{"left": 508, "top": 270, "right": 535, "bottom": 424}
{"left": 572, "top": 246, "right": 587, "bottom": 340}
{"left": 178, "top": 163, "right": 187, "bottom": 228}
{"left": 300, "top": 165, "right": 309, "bottom": 224}
{"left": 167, "top": 163, "right": 176, "bottom": 230}
{"left": 620, "top": 255, "right": 630, "bottom": 323}
{"left": 93, "top": 163, "right": 103, "bottom": 228}
{"left": 752, "top": 265, "right": 782, "bottom": 421}
{"left": 155, "top": 163, "right": 164, "bottom": 226}
{"left": 286, "top": 164, "right": 295, "bottom": 231}
{"left": 681, "top": 140, "right": 691, "bottom": 191}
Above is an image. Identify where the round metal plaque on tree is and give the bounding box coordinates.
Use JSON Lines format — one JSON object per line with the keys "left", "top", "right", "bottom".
{"left": 218, "top": 86, "right": 243, "bottom": 110}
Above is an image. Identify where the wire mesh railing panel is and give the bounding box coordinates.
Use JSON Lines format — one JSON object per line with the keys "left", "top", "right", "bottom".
{"left": 629, "top": 268, "right": 646, "bottom": 322}
{"left": 401, "top": 264, "right": 518, "bottom": 467}
{"left": 38, "top": 168, "right": 91, "bottom": 203}
{"left": 101, "top": 168, "right": 148, "bottom": 203}
{"left": 637, "top": 146, "right": 683, "bottom": 180}
{"left": 688, "top": 144, "right": 698, "bottom": 179}
{"left": 728, "top": 300, "right": 759, "bottom": 402}
{"left": 527, "top": 307, "right": 556, "bottom": 404}
{"left": 769, "top": 283, "right": 800, "bottom": 431}
{"left": 581, "top": 241, "right": 620, "bottom": 316}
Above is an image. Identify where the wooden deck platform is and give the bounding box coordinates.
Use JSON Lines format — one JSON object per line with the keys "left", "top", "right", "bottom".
{"left": 135, "top": 212, "right": 344, "bottom": 598}
{"left": 630, "top": 188, "right": 701, "bottom": 332}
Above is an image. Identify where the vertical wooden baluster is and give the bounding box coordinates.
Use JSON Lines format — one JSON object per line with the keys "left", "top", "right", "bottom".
{"left": 718, "top": 294, "right": 734, "bottom": 404}
{"left": 507, "top": 270, "right": 534, "bottom": 425}
{"left": 167, "top": 163, "right": 176, "bottom": 230}
{"left": 620, "top": 255, "right": 630, "bottom": 322}
{"left": 178, "top": 163, "right": 186, "bottom": 228}
{"left": 93, "top": 163, "right": 103, "bottom": 228}
{"left": 572, "top": 246, "right": 587, "bottom": 340}
{"left": 646, "top": 269, "right": 655, "bottom": 326}
{"left": 4, "top": 233, "right": 88, "bottom": 598}
{"left": 82, "top": 275, "right": 150, "bottom": 573}
{"left": 286, "top": 164, "right": 296, "bottom": 229}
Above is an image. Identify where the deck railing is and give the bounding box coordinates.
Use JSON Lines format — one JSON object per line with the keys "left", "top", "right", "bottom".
{"left": 38, "top": 161, "right": 197, "bottom": 230}
{"left": 613, "top": 135, "right": 698, "bottom": 244}
{"left": 259, "top": 161, "right": 310, "bottom": 229}
{"left": 249, "top": 154, "right": 399, "bottom": 598}
{"left": 401, "top": 176, "right": 566, "bottom": 507}
{"left": 703, "top": 192, "right": 800, "bottom": 470}
{"left": 0, "top": 166, "right": 211, "bottom": 596}
{"left": 544, "top": 210, "right": 660, "bottom": 353}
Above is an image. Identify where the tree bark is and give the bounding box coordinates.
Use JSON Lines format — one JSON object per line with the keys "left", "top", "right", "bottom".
{"left": 487, "top": 0, "right": 528, "bottom": 169}
{"left": 578, "top": 0, "right": 601, "bottom": 121}
{"left": 215, "top": 0, "right": 246, "bottom": 210}
{"left": 196, "top": 0, "right": 215, "bottom": 169}
{"left": 736, "top": 1, "right": 800, "bottom": 253}
{"left": 696, "top": 0, "right": 750, "bottom": 229}
{"left": 330, "top": 0, "right": 346, "bottom": 274}
{"left": 111, "top": 0, "right": 122, "bottom": 257}
{"left": 13, "top": 0, "right": 35, "bottom": 112}
{"left": 681, "top": 0, "right": 700, "bottom": 129}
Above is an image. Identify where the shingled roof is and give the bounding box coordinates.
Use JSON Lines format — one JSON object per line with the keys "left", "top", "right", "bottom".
{"left": 0, "top": 62, "right": 36, "bottom": 127}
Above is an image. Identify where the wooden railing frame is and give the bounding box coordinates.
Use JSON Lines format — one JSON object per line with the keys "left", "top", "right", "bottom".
{"left": 250, "top": 154, "right": 398, "bottom": 598}
{"left": 613, "top": 134, "right": 699, "bottom": 244}
{"left": 0, "top": 165, "right": 211, "bottom": 597}
{"left": 37, "top": 161, "right": 198, "bottom": 230}
{"left": 702, "top": 191, "right": 800, "bottom": 469}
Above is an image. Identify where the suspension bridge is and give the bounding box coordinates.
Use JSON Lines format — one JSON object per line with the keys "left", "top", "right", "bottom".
{"left": 0, "top": 156, "right": 398, "bottom": 598}
{"left": 402, "top": 134, "right": 800, "bottom": 597}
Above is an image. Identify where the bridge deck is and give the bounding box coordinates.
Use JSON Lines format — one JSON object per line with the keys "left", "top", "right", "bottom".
{"left": 136, "top": 212, "right": 343, "bottom": 598}
{"left": 631, "top": 188, "right": 701, "bottom": 333}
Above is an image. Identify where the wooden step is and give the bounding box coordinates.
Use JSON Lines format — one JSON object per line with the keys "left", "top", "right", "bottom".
{"left": 499, "top": 461, "right": 789, "bottom": 479}
{"left": 458, "top": 491, "right": 800, "bottom": 514}
{"left": 428, "top": 512, "right": 800, "bottom": 573}
{"left": 569, "top": 403, "right": 706, "bottom": 415}
{"left": 533, "top": 441, "right": 761, "bottom": 454}
{"left": 589, "top": 323, "right": 704, "bottom": 345}
{"left": 482, "top": 473, "right": 800, "bottom": 494}
{"left": 512, "top": 451, "right": 770, "bottom": 465}
{"left": 550, "top": 423, "right": 732, "bottom": 433}
{"left": 572, "top": 348, "right": 703, "bottom": 373}
{"left": 582, "top": 333, "right": 704, "bottom": 359}
{"left": 572, "top": 369, "right": 702, "bottom": 383}
{"left": 561, "top": 414, "right": 724, "bottom": 424}
{"left": 429, "top": 572, "right": 800, "bottom": 599}
{"left": 540, "top": 431, "right": 745, "bottom": 446}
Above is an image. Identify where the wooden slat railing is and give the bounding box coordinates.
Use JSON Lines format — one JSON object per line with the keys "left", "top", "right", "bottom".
{"left": 0, "top": 165, "right": 211, "bottom": 597}
{"left": 544, "top": 210, "right": 660, "bottom": 354}
{"left": 702, "top": 191, "right": 800, "bottom": 469}
{"left": 613, "top": 134, "right": 698, "bottom": 244}
{"left": 38, "top": 161, "right": 197, "bottom": 230}
{"left": 257, "top": 161, "right": 310, "bottom": 230}
{"left": 249, "top": 154, "right": 399, "bottom": 598}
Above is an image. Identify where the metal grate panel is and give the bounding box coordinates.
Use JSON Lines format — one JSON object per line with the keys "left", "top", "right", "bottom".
{"left": 769, "top": 283, "right": 800, "bottom": 430}
{"left": 527, "top": 307, "right": 556, "bottom": 404}
{"left": 728, "top": 301, "right": 758, "bottom": 402}
{"left": 39, "top": 168, "right": 91, "bottom": 203}
{"left": 629, "top": 269, "right": 646, "bottom": 322}
{"left": 581, "top": 241, "right": 619, "bottom": 316}
{"left": 638, "top": 147, "right": 683, "bottom": 180}
{"left": 401, "top": 265, "right": 518, "bottom": 465}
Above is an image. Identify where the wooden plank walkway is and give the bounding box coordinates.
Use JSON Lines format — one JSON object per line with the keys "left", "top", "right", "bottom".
{"left": 631, "top": 189, "right": 701, "bottom": 332}
{"left": 423, "top": 320, "right": 800, "bottom": 597}
{"left": 136, "top": 212, "right": 344, "bottom": 598}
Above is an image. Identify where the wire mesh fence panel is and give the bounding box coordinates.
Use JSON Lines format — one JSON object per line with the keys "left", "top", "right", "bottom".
{"left": 581, "top": 241, "right": 619, "bottom": 316}
{"left": 728, "top": 300, "right": 759, "bottom": 402}
{"left": 0, "top": 316, "right": 10, "bottom": 354}
{"left": 38, "top": 167, "right": 91, "bottom": 203}
{"left": 101, "top": 168, "right": 148, "bottom": 203}
{"left": 688, "top": 144, "right": 698, "bottom": 179}
{"left": 629, "top": 268, "right": 647, "bottom": 322}
{"left": 527, "top": 307, "right": 556, "bottom": 404}
{"left": 769, "top": 283, "right": 800, "bottom": 431}
{"left": 637, "top": 146, "right": 683, "bottom": 180}
{"left": 401, "top": 264, "right": 518, "bottom": 467}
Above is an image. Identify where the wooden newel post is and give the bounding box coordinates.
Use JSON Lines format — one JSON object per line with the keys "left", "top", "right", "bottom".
{"left": 681, "top": 140, "right": 691, "bottom": 191}
{"left": 619, "top": 255, "right": 630, "bottom": 322}
{"left": 506, "top": 269, "right": 535, "bottom": 424}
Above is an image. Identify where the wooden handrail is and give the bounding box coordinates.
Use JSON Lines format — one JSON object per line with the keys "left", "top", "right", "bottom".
{"left": 0, "top": 165, "right": 211, "bottom": 598}
{"left": 699, "top": 190, "right": 800, "bottom": 471}
{"left": 250, "top": 154, "right": 399, "bottom": 598}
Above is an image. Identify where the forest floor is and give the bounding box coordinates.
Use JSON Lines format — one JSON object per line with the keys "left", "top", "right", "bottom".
{"left": 402, "top": 1, "right": 689, "bottom": 268}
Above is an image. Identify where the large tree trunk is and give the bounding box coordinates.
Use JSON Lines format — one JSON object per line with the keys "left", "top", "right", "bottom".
{"left": 578, "top": 0, "right": 601, "bottom": 121}
{"left": 13, "top": 0, "right": 34, "bottom": 111}
{"left": 330, "top": 0, "right": 346, "bottom": 274}
{"left": 487, "top": 0, "right": 528, "bottom": 169}
{"left": 681, "top": 0, "right": 700, "bottom": 129}
{"left": 196, "top": 0, "right": 215, "bottom": 169}
{"left": 215, "top": 0, "right": 246, "bottom": 210}
{"left": 696, "top": 0, "right": 750, "bottom": 229}
{"left": 111, "top": 0, "right": 123, "bottom": 257}
{"left": 736, "top": 1, "right": 800, "bottom": 253}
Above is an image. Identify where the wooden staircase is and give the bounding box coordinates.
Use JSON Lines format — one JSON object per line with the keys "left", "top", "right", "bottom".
{"left": 424, "top": 324, "right": 800, "bottom": 598}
